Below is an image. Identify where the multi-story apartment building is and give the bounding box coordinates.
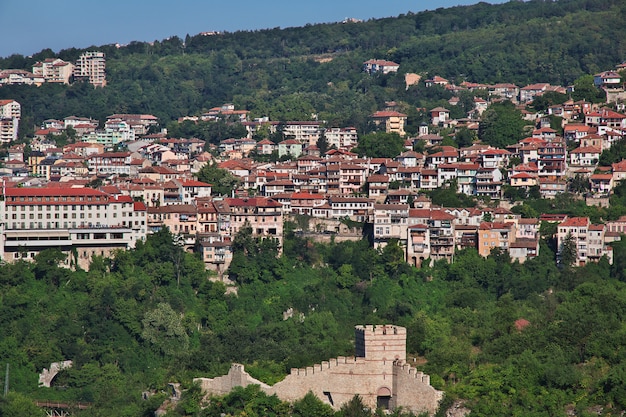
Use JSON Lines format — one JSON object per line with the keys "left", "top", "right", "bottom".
{"left": 406, "top": 224, "right": 430, "bottom": 267}
{"left": 477, "top": 222, "right": 516, "bottom": 257}
{"left": 87, "top": 152, "right": 134, "bottom": 176}
{"left": 427, "top": 215, "right": 455, "bottom": 262}
{"left": 32, "top": 58, "right": 74, "bottom": 84}
{"left": 537, "top": 139, "right": 567, "bottom": 178}
{"left": 475, "top": 168, "right": 503, "bottom": 199}
{"left": 370, "top": 111, "right": 407, "bottom": 136}
{"left": 225, "top": 197, "right": 283, "bottom": 246}
{"left": 1, "top": 187, "right": 145, "bottom": 269}
{"left": 408, "top": 209, "right": 456, "bottom": 263}
{"left": 0, "top": 99, "right": 21, "bottom": 143}
{"left": 282, "top": 121, "right": 323, "bottom": 146}
{"left": 373, "top": 203, "right": 409, "bottom": 249}
{"left": 557, "top": 217, "right": 613, "bottom": 266}
{"left": 324, "top": 127, "right": 358, "bottom": 150}
{"left": 74, "top": 51, "right": 106, "bottom": 87}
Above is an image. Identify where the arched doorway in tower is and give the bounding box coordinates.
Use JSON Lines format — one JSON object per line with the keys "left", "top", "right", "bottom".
{"left": 376, "top": 386, "right": 392, "bottom": 410}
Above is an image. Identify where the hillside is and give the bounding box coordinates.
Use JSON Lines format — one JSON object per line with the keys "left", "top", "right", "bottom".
{"left": 0, "top": 0, "right": 625, "bottom": 136}
{"left": 3, "top": 223, "right": 626, "bottom": 416}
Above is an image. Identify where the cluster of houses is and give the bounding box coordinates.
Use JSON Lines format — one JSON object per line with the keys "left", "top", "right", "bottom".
{"left": 0, "top": 51, "right": 106, "bottom": 87}
{"left": 0, "top": 60, "right": 625, "bottom": 273}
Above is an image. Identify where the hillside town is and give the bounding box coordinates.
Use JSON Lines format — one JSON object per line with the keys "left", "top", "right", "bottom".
{"left": 1, "top": 56, "right": 626, "bottom": 277}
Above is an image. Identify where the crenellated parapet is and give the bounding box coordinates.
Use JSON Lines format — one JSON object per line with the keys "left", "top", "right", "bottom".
{"left": 393, "top": 360, "right": 432, "bottom": 386}
{"left": 288, "top": 356, "right": 367, "bottom": 376}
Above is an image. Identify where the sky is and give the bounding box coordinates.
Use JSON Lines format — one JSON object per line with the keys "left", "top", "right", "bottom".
{"left": 0, "top": 0, "right": 507, "bottom": 58}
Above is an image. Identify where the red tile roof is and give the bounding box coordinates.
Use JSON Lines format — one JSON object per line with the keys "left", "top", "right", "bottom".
{"left": 559, "top": 217, "right": 589, "bottom": 227}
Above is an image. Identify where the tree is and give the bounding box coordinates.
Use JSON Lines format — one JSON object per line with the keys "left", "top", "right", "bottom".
{"left": 195, "top": 162, "right": 240, "bottom": 196}
{"left": 338, "top": 395, "right": 372, "bottom": 417}
{"left": 141, "top": 302, "right": 190, "bottom": 356}
{"left": 478, "top": 101, "right": 530, "bottom": 148}
{"left": 454, "top": 126, "right": 475, "bottom": 148}
{"left": 558, "top": 232, "right": 577, "bottom": 269}
{"left": 571, "top": 74, "right": 606, "bottom": 103}
{"left": 317, "top": 133, "right": 329, "bottom": 155}
{"left": 0, "top": 392, "right": 44, "bottom": 417}
{"left": 568, "top": 174, "right": 590, "bottom": 194}
{"left": 354, "top": 132, "right": 404, "bottom": 158}
{"left": 292, "top": 391, "right": 335, "bottom": 417}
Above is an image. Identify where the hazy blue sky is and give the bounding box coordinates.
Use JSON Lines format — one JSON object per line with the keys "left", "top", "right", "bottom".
{"left": 0, "top": 0, "right": 506, "bottom": 58}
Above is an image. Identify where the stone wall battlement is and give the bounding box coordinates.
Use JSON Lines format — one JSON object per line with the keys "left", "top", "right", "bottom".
{"left": 289, "top": 356, "right": 367, "bottom": 376}
{"left": 394, "top": 361, "right": 431, "bottom": 386}
{"left": 355, "top": 324, "right": 406, "bottom": 337}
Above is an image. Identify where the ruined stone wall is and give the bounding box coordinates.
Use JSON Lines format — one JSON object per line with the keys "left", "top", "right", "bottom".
{"left": 194, "top": 364, "right": 270, "bottom": 396}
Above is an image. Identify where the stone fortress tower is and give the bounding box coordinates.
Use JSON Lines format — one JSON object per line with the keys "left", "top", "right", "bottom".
{"left": 194, "top": 324, "right": 443, "bottom": 415}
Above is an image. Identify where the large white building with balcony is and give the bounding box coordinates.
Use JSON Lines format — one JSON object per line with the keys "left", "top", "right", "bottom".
{"left": 0, "top": 187, "right": 146, "bottom": 269}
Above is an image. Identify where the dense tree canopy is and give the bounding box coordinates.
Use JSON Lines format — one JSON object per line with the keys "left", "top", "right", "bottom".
{"left": 1, "top": 217, "right": 626, "bottom": 415}
{"left": 478, "top": 101, "right": 532, "bottom": 148}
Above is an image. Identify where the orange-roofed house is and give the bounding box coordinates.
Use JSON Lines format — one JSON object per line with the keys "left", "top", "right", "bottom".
{"left": 177, "top": 179, "right": 212, "bottom": 204}
{"left": 429, "top": 107, "right": 450, "bottom": 126}
{"left": 557, "top": 217, "right": 613, "bottom": 266}
{"left": 569, "top": 146, "right": 601, "bottom": 167}
{"left": 367, "top": 174, "right": 390, "bottom": 201}
{"left": 225, "top": 197, "right": 284, "bottom": 246}
{"left": 510, "top": 172, "right": 538, "bottom": 188}
{"left": 425, "top": 76, "right": 449, "bottom": 87}
{"left": 612, "top": 160, "right": 626, "bottom": 183}
{"left": 290, "top": 192, "right": 327, "bottom": 215}
{"left": 370, "top": 111, "right": 407, "bottom": 136}
{"left": 479, "top": 148, "right": 511, "bottom": 169}
{"left": 563, "top": 124, "right": 594, "bottom": 142}
{"left": 363, "top": 59, "right": 399, "bottom": 74}
{"left": 477, "top": 222, "right": 516, "bottom": 257}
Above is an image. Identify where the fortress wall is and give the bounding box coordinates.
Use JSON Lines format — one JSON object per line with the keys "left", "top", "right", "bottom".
{"left": 193, "top": 363, "right": 270, "bottom": 396}
{"left": 269, "top": 355, "right": 394, "bottom": 410}
{"left": 391, "top": 361, "right": 443, "bottom": 415}
{"left": 194, "top": 325, "right": 442, "bottom": 415}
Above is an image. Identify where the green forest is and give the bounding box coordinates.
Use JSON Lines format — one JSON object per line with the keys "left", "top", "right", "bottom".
{"left": 0, "top": 0, "right": 625, "bottom": 140}
{"left": 3, "top": 223, "right": 626, "bottom": 416}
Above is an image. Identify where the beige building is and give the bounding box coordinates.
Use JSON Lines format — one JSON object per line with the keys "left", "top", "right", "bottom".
{"left": 370, "top": 111, "right": 407, "bottom": 136}
{"left": 225, "top": 197, "right": 283, "bottom": 246}
{"left": 557, "top": 217, "right": 613, "bottom": 266}
{"left": 194, "top": 325, "right": 442, "bottom": 415}
{"left": 74, "top": 51, "right": 106, "bottom": 87}
{"left": 32, "top": 58, "right": 74, "bottom": 84}
{"left": 0, "top": 99, "right": 21, "bottom": 143}
{"left": 477, "top": 222, "right": 516, "bottom": 257}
